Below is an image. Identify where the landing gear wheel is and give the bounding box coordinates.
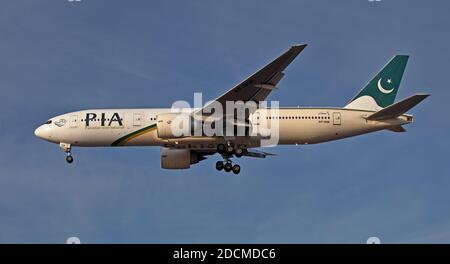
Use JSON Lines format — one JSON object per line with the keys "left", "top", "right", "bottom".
{"left": 60, "top": 143, "right": 73, "bottom": 164}
{"left": 226, "top": 145, "right": 234, "bottom": 154}
{"left": 217, "top": 144, "right": 226, "bottom": 153}
{"left": 232, "top": 164, "right": 241, "bottom": 174}
{"left": 234, "top": 146, "right": 244, "bottom": 157}
{"left": 224, "top": 162, "right": 232, "bottom": 172}
{"left": 215, "top": 161, "right": 224, "bottom": 171}
{"left": 66, "top": 155, "right": 74, "bottom": 164}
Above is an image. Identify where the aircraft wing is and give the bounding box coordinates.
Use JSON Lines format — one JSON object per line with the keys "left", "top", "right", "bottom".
{"left": 201, "top": 44, "right": 307, "bottom": 113}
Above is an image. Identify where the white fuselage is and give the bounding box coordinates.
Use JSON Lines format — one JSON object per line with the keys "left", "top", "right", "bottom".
{"left": 34, "top": 107, "right": 412, "bottom": 150}
{"left": 32, "top": 46, "right": 425, "bottom": 172}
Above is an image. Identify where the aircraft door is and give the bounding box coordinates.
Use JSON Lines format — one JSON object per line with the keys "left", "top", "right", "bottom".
{"left": 247, "top": 111, "right": 258, "bottom": 136}
{"left": 333, "top": 112, "right": 341, "bottom": 125}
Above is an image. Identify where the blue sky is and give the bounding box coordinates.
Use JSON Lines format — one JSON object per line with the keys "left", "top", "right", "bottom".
{"left": 0, "top": 0, "right": 449, "bottom": 243}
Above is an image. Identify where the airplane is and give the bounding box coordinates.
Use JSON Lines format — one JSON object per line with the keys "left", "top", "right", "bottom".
{"left": 34, "top": 44, "right": 429, "bottom": 174}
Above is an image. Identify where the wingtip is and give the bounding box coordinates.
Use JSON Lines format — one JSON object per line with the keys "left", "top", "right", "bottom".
{"left": 292, "top": 44, "right": 308, "bottom": 48}
{"left": 289, "top": 44, "right": 307, "bottom": 54}
{"left": 393, "top": 54, "right": 410, "bottom": 59}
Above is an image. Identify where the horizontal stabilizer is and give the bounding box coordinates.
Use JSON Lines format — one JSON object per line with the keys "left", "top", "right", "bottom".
{"left": 243, "top": 149, "right": 275, "bottom": 158}
{"left": 367, "top": 94, "right": 430, "bottom": 120}
{"left": 387, "top": 125, "right": 407, "bottom": 132}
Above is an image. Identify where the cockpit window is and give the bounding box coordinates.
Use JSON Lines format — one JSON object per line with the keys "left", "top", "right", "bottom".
{"left": 44, "top": 120, "right": 52, "bottom": 125}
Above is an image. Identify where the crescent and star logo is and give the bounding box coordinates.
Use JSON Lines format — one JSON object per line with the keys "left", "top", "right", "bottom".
{"left": 377, "top": 78, "right": 394, "bottom": 94}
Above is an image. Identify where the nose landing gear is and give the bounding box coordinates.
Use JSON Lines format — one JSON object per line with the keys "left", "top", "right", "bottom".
{"left": 60, "top": 143, "right": 74, "bottom": 164}
{"left": 66, "top": 154, "right": 74, "bottom": 164}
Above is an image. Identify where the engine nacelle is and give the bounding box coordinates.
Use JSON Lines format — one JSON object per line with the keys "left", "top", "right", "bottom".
{"left": 156, "top": 113, "right": 193, "bottom": 139}
{"left": 160, "top": 148, "right": 205, "bottom": 169}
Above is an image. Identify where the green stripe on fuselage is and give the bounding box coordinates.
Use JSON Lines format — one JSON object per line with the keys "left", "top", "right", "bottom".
{"left": 111, "top": 123, "right": 157, "bottom": 146}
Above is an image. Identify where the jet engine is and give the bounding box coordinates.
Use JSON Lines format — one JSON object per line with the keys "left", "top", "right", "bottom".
{"left": 160, "top": 148, "right": 205, "bottom": 169}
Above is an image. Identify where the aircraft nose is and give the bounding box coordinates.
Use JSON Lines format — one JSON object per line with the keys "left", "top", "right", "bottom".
{"left": 34, "top": 125, "right": 51, "bottom": 140}
{"left": 34, "top": 125, "right": 44, "bottom": 139}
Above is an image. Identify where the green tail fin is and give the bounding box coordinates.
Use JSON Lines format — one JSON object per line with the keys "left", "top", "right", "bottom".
{"left": 345, "top": 55, "right": 409, "bottom": 110}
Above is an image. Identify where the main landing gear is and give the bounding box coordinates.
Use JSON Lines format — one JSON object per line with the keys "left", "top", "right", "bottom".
{"left": 216, "top": 143, "right": 244, "bottom": 158}
{"left": 216, "top": 160, "right": 241, "bottom": 174}
{"left": 60, "top": 143, "right": 74, "bottom": 164}
{"left": 216, "top": 143, "right": 244, "bottom": 174}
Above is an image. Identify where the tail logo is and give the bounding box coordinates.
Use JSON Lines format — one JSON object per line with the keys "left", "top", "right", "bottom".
{"left": 377, "top": 78, "right": 394, "bottom": 94}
